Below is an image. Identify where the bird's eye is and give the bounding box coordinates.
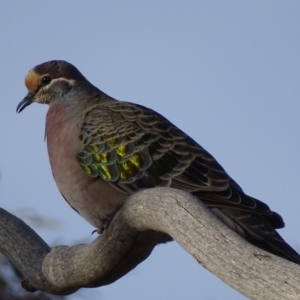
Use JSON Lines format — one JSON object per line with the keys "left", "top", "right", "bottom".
{"left": 42, "top": 76, "right": 52, "bottom": 85}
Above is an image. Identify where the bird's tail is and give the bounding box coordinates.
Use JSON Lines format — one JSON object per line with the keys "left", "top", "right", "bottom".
{"left": 212, "top": 206, "right": 300, "bottom": 265}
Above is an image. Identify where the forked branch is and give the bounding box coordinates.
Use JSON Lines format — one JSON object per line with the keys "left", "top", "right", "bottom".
{"left": 0, "top": 188, "right": 299, "bottom": 299}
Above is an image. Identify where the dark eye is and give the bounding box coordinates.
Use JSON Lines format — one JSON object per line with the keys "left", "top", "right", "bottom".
{"left": 42, "top": 76, "right": 52, "bottom": 85}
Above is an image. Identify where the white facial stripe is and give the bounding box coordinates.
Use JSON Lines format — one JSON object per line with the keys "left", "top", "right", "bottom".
{"left": 45, "top": 77, "right": 75, "bottom": 89}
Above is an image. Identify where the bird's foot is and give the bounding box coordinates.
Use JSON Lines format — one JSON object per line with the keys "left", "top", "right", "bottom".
{"left": 92, "top": 216, "right": 114, "bottom": 235}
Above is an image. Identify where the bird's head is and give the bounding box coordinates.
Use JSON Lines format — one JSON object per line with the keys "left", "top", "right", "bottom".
{"left": 17, "top": 60, "right": 85, "bottom": 113}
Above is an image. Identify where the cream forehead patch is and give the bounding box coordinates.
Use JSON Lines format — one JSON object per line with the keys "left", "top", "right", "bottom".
{"left": 25, "top": 70, "right": 44, "bottom": 92}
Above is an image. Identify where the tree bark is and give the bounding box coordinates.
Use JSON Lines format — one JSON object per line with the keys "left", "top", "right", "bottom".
{"left": 0, "top": 187, "right": 299, "bottom": 299}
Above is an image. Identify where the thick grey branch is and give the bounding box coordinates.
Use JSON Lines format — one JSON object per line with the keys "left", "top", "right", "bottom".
{"left": 0, "top": 188, "right": 299, "bottom": 299}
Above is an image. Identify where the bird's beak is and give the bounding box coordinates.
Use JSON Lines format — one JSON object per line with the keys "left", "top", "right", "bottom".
{"left": 16, "top": 92, "right": 36, "bottom": 113}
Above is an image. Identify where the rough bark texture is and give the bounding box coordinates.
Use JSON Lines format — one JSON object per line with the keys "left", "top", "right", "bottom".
{"left": 0, "top": 187, "right": 299, "bottom": 299}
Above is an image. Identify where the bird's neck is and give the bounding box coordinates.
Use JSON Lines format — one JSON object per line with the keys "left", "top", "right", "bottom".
{"left": 52, "top": 81, "right": 112, "bottom": 114}
{"left": 45, "top": 82, "right": 115, "bottom": 143}
{"left": 45, "top": 101, "right": 83, "bottom": 146}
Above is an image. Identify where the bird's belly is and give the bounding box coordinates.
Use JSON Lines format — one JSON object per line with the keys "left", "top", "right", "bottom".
{"left": 53, "top": 157, "right": 128, "bottom": 228}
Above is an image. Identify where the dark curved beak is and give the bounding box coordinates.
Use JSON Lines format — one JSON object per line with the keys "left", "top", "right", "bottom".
{"left": 16, "top": 92, "right": 36, "bottom": 113}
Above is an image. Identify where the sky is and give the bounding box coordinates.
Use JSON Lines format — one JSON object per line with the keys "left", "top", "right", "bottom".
{"left": 0, "top": 1, "right": 300, "bottom": 299}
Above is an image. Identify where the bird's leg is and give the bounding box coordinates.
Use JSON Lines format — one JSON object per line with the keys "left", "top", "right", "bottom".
{"left": 92, "top": 215, "right": 115, "bottom": 235}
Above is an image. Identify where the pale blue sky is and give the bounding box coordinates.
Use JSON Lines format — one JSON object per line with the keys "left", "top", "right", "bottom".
{"left": 1, "top": 1, "right": 300, "bottom": 299}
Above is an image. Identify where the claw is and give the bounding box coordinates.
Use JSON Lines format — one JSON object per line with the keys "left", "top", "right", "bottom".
{"left": 91, "top": 215, "right": 114, "bottom": 235}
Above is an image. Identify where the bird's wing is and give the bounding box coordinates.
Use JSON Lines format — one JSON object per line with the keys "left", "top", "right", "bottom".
{"left": 79, "top": 101, "right": 232, "bottom": 190}
{"left": 78, "top": 100, "right": 300, "bottom": 264}
{"left": 78, "top": 101, "right": 265, "bottom": 211}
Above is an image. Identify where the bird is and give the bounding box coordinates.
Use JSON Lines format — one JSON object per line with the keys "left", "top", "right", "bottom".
{"left": 17, "top": 60, "right": 300, "bottom": 264}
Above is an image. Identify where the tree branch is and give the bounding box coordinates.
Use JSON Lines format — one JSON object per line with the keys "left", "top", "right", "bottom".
{"left": 0, "top": 188, "right": 299, "bottom": 299}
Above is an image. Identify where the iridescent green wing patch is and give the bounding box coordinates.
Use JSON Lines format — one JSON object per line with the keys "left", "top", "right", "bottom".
{"left": 77, "top": 116, "right": 152, "bottom": 184}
